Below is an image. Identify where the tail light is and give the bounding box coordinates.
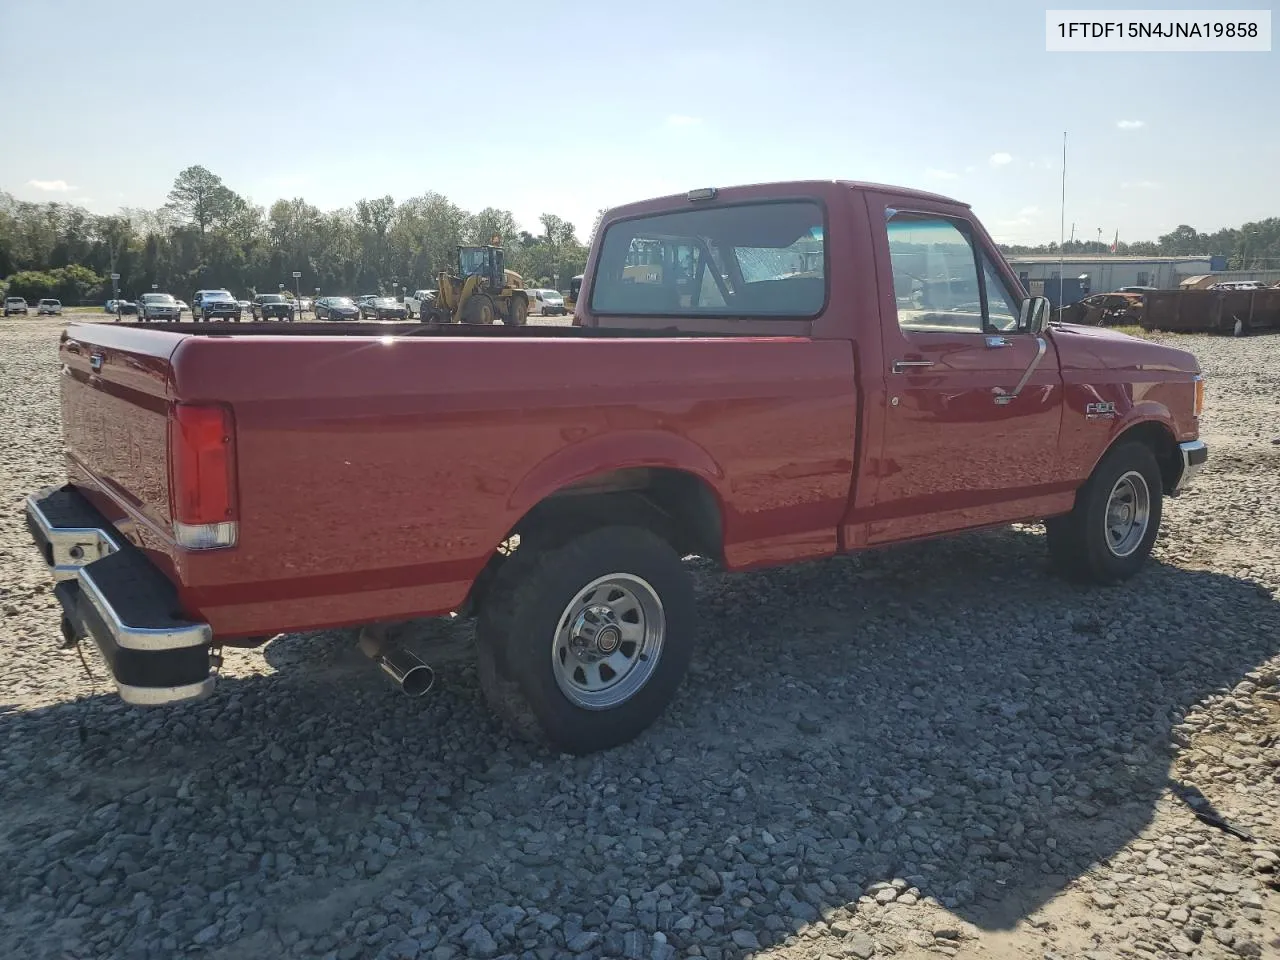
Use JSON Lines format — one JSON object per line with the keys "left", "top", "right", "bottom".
{"left": 167, "top": 402, "right": 238, "bottom": 549}
{"left": 1193, "top": 375, "right": 1205, "bottom": 418}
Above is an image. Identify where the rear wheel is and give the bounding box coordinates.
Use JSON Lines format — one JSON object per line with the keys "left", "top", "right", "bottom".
{"left": 1045, "top": 441, "right": 1163, "bottom": 584}
{"left": 476, "top": 526, "right": 696, "bottom": 755}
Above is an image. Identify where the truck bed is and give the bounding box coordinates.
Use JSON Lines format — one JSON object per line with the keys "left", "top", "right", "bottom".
{"left": 106, "top": 320, "right": 743, "bottom": 339}
{"left": 55, "top": 319, "right": 861, "bottom": 640}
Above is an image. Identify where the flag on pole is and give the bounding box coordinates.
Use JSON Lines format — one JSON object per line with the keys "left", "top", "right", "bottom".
{"left": 1110, "top": 230, "right": 1119, "bottom": 254}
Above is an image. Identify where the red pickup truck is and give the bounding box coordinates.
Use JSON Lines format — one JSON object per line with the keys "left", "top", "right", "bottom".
{"left": 24, "top": 179, "right": 1208, "bottom": 755}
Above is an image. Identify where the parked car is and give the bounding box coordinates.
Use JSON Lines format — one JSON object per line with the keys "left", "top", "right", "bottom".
{"left": 5, "top": 297, "right": 29, "bottom": 316}
{"left": 192, "top": 289, "right": 242, "bottom": 322}
{"left": 137, "top": 292, "right": 182, "bottom": 322}
{"left": 403, "top": 289, "right": 436, "bottom": 319}
{"left": 250, "top": 293, "right": 296, "bottom": 321}
{"left": 1057, "top": 292, "right": 1144, "bottom": 326}
{"left": 528, "top": 288, "right": 566, "bottom": 316}
{"left": 1208, "top": 280, "right": 1267, "bottom": 291}
{"left": 21, "top": 178, "right": 1209, "bottom": 757}
{"left": 175, "top": 299, "right": 190, "bottom": 314}
{"left": 36, "top": 298, "right": 63, "bottom": 316}
{"left": 314, "top": 296, "right": 361, "bottom": 320}
{"left": 237, "top": 299, "right": 251, "bottom": 315}
{"left": 104, "top": 299, "right": 138, "bottom": 316}
{"left": 296, "top": 297, "right": 313, "bottom": 314}
{"left": 359, "top": 296, "right": 408, "bottom": 321}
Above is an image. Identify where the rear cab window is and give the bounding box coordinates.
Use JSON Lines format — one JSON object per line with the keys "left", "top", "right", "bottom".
{"left": 589, "top": 200, "right": 826, "bottom": 318}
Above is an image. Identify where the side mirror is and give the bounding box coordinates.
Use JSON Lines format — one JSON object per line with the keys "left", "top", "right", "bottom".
{"left": 1019, "top": 295, "right": 1051, "bottom": 334}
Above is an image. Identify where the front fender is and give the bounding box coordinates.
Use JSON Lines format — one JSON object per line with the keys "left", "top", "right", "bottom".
{"left": 506, "top": 429, "right": 726, "bottom": 519}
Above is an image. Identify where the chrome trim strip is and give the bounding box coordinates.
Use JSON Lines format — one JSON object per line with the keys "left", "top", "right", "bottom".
{"left": 994, "top": 336, "right": 1047, "bottom": 405}
{"left": 77, "top": 565, "right": 212, "bottom": 652}
{"left": 25, "top": 491, "right": 122, "bottom": 582}
{"left": 1173, "top": 439, "right": 1208, "bottom": 493}
{"left": 117, "top": 676, "right": 216, "bottom": 706}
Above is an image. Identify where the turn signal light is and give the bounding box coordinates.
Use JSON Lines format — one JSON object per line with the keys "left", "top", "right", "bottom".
{"left": 1193, "top": 375, "right": 1205, "bottom": 418}
{"left": 167, "top": 402, "right": 238, "bottom": 549}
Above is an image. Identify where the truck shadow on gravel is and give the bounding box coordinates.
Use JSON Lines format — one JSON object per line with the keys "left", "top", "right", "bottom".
{"left": 2, "top": 525, "right": 1278, "bottom": 959}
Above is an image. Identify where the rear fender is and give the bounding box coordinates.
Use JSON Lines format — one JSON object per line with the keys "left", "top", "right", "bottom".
{"left": 506, "top": 430, "right": 726, "bottom": 521}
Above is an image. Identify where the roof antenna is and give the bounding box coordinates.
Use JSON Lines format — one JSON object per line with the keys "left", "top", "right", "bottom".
{"left": 1059, "top": 131, "right": 1067, "bottom": 309}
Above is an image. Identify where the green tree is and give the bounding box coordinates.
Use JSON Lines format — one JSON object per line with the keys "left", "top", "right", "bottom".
{"left": 166, "top": 165, "right": 240, "bottom": 236}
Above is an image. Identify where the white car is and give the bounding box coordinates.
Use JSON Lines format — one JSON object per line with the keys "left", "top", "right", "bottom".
{"left": 528, "top": 288, "right": 566, "bottom": 316}
{"left": 403, "top": 289, "right": 436, "bottom": 319}
{"left": 37, "top": 298, "right": 63, "bottom": 315}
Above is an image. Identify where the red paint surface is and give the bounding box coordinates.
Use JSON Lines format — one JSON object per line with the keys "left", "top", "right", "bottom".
{"left": 55, "top": 181, "right": 1204, "bottom": 640}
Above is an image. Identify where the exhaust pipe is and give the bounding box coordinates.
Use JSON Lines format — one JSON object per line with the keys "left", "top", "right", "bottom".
{"left": 378, "top": 647, "right": 435, "bottom": 697}
{"left": 359, "top": 625, "right": 435, "bottom": 697}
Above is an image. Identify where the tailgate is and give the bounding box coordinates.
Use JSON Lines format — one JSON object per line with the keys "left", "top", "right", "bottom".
{"left": 59, "top": 323, "right": 182, "bottom": 542}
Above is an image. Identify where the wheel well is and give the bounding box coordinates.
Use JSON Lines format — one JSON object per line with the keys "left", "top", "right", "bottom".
{"left": 1111, "top": 421, "right": 1181, "bottom": 493}
{"left": 457, "top": 468, "right": 724, "bottom": 618}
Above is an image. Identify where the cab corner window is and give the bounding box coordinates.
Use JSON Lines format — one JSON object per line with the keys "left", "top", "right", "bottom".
{"left": 589, "top": 200, "right": 826, "bottom": 318}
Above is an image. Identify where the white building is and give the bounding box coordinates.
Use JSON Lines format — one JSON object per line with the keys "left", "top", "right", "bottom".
{"left": 1006, "top": 255, "right": 1216, "bottom": 297}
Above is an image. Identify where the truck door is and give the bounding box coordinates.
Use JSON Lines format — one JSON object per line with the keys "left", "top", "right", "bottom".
{"left": 863, "top": 200, "right": 1066, "bottom": 544}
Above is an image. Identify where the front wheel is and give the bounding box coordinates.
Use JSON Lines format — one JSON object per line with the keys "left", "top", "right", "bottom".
{"left": 504, "top": 295, "right": 528, "bottom": 326}
{"left": 476, "top": 526, "right": 696, "bottom": 755}
{"left": 1045, "top": 441, "right": 1164, "bottom": 584}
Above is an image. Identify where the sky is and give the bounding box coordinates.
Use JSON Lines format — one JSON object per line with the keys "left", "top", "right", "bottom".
{"left": 1, "top": 0, "right": 1276, "bottom": 246}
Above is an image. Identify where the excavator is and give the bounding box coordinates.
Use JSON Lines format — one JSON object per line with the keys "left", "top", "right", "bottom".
{"left": 421, "top": 241, "right": 529, "bottom": 325}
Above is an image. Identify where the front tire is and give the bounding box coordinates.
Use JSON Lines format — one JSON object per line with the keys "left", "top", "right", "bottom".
{"left": 504, "top": 295, "right": 528, "bottom": 326}
{"left": 1045, "top": 441, "right": 1163, "bottom": 584}
{"left": 476, "top": 526, "right": 696, "bottom": 755}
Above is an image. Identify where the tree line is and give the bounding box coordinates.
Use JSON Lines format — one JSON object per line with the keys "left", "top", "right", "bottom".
{"left": 0, "top": 165, "right": 603, "bottom": 304}
{"left": 998, "top": 220, "right": 1280, "bottom": 266}
{"left": 4, "top": 166, "right": 1278, "bottom": 304}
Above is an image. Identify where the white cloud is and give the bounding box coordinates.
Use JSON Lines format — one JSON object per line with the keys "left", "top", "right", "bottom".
{"left": 925, "top": 168, "right": 959, "bottom": 180}
{"left": 1116, "top": 119, "right": 1145, "bottom": 129}
{"left": 665, "top": 114, "right": 702, "bottom": 128}
{"left": 964, "top": 165, "right": 976, "bottom": 173}
{"left": 27, "top": 179, "right": 75, "bottom": 192}
{"left": 989, "top": 152, "right": 1013, "bottom": 166}
{"left": 1120, "top": 180, "right": 1160, "bottom": 189}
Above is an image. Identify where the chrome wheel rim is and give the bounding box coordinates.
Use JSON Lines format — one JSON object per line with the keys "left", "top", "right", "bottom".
{"left": 551, "top": 574, "right": 665, "bottom": 710}
{"left": 1105, "top": 470, "right": 1151, "bottom": 557}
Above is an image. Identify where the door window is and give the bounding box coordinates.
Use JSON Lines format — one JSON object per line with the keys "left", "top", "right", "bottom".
{"left": 886, "top": 214, "right": 984, "bottom": 334}
{"left": 887, "top": 212, "right": 1026, "bottom": 335}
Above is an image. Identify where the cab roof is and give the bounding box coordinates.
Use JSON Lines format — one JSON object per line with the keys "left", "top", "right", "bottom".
{"left": 601, "top": 179, "right": 970, "bottom": 220}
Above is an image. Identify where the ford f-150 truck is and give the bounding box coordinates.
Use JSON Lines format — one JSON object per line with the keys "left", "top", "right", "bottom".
{"left": 23, "top": 179, "right": 1208, "bottom": 755}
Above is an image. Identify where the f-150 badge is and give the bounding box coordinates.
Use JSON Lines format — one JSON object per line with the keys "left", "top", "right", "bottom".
{"left": 1086, "top": 401, "right": 1116, "bottom": 419}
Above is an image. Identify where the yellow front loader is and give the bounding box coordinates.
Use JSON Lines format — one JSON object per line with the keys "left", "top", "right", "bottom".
{"left": 422, "top": 244, "right": 529, "bottom": 325}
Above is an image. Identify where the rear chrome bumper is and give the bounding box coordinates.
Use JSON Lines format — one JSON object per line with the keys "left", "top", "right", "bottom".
{"left": 1173, "top": 439, "right": 1209, "bottom": 494}
{"left": 26, "top": 484, "right": 216, "bottom": 707}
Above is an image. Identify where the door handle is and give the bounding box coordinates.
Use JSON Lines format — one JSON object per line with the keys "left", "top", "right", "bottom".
{"left": 892, "top": 360, "right": 934, "bottom": 373}
{"left": 985, "top": 336, "right": 1012, "bottom": 348}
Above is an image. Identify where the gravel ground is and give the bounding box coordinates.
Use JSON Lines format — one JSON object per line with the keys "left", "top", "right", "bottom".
{"left": 1, "top": 316, "right": 1277, "bottom": 960}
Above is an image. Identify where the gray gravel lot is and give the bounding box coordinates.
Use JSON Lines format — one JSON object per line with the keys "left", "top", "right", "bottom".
{"left": 1, "top": 316, "right": 1277, "bottom": 960}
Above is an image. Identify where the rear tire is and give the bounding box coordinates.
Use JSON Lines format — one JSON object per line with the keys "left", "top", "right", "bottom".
{"left": 475, "top": 526, "right": 697, "bottom": 755}
{"left": 1045, "top": 441, "right": 1163, "bottom": 584}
